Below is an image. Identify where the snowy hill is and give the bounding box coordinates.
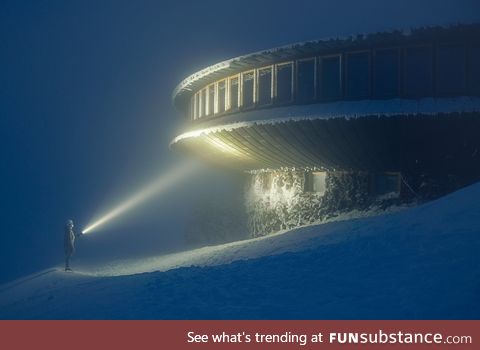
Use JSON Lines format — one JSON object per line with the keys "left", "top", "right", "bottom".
{"left": 1, "top": 183, "right": 479, "bottom": 319}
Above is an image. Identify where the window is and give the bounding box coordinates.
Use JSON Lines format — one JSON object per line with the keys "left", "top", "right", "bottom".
{"left": 276, "top": 62, "right": 293, "bottom": 103}
{"left": 229, "top": 76, "right": 239, "bottom": 109}
{"left": 297, "top": 59, "right": 315, "bottom": 102}
{"left": 217, "top": 80, "right": 226, "bottom": 114}
{"left": 304, "top": 171, "right": 327, "bottom": 195}
{"left": 194, "top": 93, "right": 199, "bottom": 120}
{"left": 403, "top": 46, "right": 433, "bottom": 97}
{"left": 200, "top": 88, "right": 206, "bottom": 117}
{"left": 374, "top": 172, "right": 401, "bottom": 196}
{"left": 257, "top": 67, "right": 272, "bottom": 106}
{"left": 436, "top": 45, "right": 466, "bottom": 95}
{"left": 320, "top": 55, "right": 342, "bottom": 100}
{"left": 469, "top": 45, "right": 480, "bottom": 96}
{"left": 207, "top": 85, "right": 215, "bottom": 116}
{"left": 242, "top": 71, "right": 255, "bottom": 108}
{"left": 374, "top": 48, "right": 399, "bottom": 98}
{"left": 345, "top": 51, "right": 370, "bottom": 99}
{"left": 262, "top": 172, "right": 273, "bottom": 191}
{"left": 190, "top": 95, "right": 195, "bottom": 120}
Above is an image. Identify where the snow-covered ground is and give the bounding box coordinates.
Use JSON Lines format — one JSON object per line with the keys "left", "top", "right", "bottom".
{"left": 1, "top": 183, "right": 479, "bottom": 319}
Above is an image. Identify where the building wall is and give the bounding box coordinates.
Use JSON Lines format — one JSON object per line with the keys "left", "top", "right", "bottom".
{"left": 244, "top": 170, "right": 386, "bottom": 237}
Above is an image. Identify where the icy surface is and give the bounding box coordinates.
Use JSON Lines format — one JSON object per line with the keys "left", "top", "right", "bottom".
{"left": 172, "top": 97, "right": 480, "bottom": 144}
{"left": 1, "top": 182, "right": 479, "bottom": 319}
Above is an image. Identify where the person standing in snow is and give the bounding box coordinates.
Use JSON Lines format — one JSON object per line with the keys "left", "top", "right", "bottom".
{"left": 64, "top": 219, "right": 82, "bottom": 271}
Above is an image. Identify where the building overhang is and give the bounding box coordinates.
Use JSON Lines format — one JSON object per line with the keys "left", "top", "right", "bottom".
{"left": 170, "top": 98, "right": 480, "bottom": 171}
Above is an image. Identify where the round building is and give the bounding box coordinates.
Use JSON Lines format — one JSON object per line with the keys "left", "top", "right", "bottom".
{"left": 171, "top": 24, "right": 480, "bottom": 236}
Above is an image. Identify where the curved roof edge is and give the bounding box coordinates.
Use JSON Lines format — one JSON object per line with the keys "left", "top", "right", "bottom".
{"left": 170, "top": 97, "right": 480, "bottom": 147}
{"left": 172, "top": 23, "right": 480, "bottom": 110}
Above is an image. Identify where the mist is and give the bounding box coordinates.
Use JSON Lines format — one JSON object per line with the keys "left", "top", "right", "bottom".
{"left": 1, "top": 0, "right": 479, "bottom": 284}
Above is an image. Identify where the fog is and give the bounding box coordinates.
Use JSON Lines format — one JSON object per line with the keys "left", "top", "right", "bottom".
{"left": 1, "top": 0, "right": 479, "bottom": 284}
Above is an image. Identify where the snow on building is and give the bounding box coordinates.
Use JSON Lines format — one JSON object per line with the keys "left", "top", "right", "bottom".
{"left": 170, "top": 24, "right": 480, "bottom": 237}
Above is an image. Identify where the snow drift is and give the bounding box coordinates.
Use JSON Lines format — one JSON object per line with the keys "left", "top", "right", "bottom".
{"left": 0, "top": 182, "right": 479, "bottom": 319}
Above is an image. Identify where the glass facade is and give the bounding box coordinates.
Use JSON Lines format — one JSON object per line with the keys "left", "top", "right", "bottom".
{"left": 345, "top": 51, "right": 370, "bottom": 99}
{"left": 257, "top": 67, "right": 272, "bottom": 106}
{"left": 276, "top": 62, "right": 293, "bottom": 103}
{"left": 320, "top": 56, "right": 341, "bottom": 100}
{"left": 436, "top": 45, "right": 466, "bottom": 95}
{"left": 188, "top": 41, "right": 474, "bottom": 120}
{"left": 229, "top": 76, "right": 239, "bottom": 110}
{"left": 242, "top": 71, "right": 255, "bottom": 108}
{"left": 207, "top": 85, "right": 215, "bottom": 116}
{"left": 217, "top": 80, "right": 226, "bottom": 113}
{"left": 304, "top": 171, "right": 327, "bottom": 194}
{"left": 403, "top": 46, "right": 433, "bottom": 97}
{"left": 297, "top": 59, "right": 315, "bottom": 103}
{"left": 374, "top": 173, "right": 400, "bottom": 196}
{"left": 374, "top": 49, "right": 399, "bottom": 98}
{"left": 200, "top": 88, "right": 206, "bottom": 117}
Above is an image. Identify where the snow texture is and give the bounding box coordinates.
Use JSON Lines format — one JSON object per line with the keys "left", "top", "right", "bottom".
{"left": 245, "top": 170, "right": 386, "bottom": 236}
{"left": 171, "top": 97, "right": 480, "bottom": 145}
{"left": 0, "top": 182, "right": 479, "bottom": 319}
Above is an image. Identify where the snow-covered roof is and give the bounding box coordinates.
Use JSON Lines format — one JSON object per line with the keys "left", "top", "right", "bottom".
{"left": 172, "top": 23, "right": 480, "bottom": 109}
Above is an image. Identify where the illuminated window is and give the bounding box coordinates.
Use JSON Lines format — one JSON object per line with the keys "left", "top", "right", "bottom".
{"left": 374, "top": 48, "right": 399, "bottom": 98}
{"left": 262, "top": 172, "right": 273, "bottom": 190}
{"left": 190, "top": 96, "right": 195, "bottom": 120}
{"left": 470, "top": 45, "right": 480, "bottom": 96}
{"left": 200, "top": 88, "right": 206, "bottom": 117}
{"left": 436, "top": 45, "right": 466, "bottom": 95}
{"left": 217, "top": 80, "right": 226, "bottom": 114}
{"left": 374, "top": 172, "right": 401, "bottom": 196}
{"left": 242, "top": 71, "right": 255, "bottom": 108}
{"left": 229, "top": 76, "right": 239, "bottom": 109}
{"left": 345, "top": 51, "right": 370, "bottom": 99}
{"left": 257, "top": 67, "right": 272, "bottom": 106}
{"left": 297, "top": 59, "right": 315, "bottom": 102}
{"left": 403, "top": 46, "right": 432, "bottom": 97}
{"left": 207, "top": 85, "right": 215, "bottom": 116}
{"left": 276, "top": 62, "right": 293, "bottom": 103}
{"left": 320, "top": 55, "right": 342, "bottom": 100}
{"left": 304, "top": 171, "right": 326, "bottom": 195}
{"left": 194, "top": 93, "right": 199, "bottom": 119}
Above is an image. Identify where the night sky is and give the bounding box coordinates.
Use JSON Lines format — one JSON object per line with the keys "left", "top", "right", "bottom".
{"left": 1, "top": 0, "right": 479, "bottom": 284}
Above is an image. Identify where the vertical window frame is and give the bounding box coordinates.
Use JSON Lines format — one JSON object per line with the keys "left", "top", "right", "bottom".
{"left": 468, "top": 43, "right": 480, "bottom": 96}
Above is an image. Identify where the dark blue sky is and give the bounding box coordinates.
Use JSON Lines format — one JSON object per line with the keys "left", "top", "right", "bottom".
{"left": 1, "top": 0, "right": 479, "bottom": 284}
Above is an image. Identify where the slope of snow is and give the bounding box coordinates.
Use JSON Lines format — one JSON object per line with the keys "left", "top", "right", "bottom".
{"left": 1, "top": 183, "right": 479, "bottom": 319}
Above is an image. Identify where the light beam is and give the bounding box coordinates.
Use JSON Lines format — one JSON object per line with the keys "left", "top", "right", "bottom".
{"left": 82, "top": 160, "right": 198, "bottom": 234}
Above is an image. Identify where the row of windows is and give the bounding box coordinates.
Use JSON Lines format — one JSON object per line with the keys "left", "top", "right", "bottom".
{"left": 303, "top": 171, "right": 400, "bottom": 196}
{"left": 189, "top": 44, "right": 480, "bottom": 120}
